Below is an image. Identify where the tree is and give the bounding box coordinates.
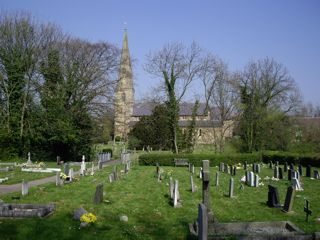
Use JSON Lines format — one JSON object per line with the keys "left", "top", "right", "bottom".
{"left": 185, "top": 100, "right": 199, "bottom": 153}
{"left": 200, "top": 55, "right": 237, "bottom": 152}
{"left": 237, "top": 58, "right": 301, "bottom": 152}
{"left": 145, "top": 42, "right": 202, "bottom": 153}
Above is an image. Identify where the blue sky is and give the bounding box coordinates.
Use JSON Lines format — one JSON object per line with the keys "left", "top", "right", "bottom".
{"left": 1, "top": 0, "right": 319, "bottom": 104}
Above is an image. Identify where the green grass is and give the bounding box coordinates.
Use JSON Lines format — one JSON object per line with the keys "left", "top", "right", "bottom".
{"left": 0, "top": 164, "right": 319, "bottom": 239}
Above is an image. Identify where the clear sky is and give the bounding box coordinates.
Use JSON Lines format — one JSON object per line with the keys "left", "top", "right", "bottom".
{"left": 1, "top": 0, "right": 319, "bottom": 104}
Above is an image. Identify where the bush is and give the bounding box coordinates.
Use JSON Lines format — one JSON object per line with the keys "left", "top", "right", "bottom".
{"left": 262, "top": 151, "right": 320, "bottom": 167}
{"left": 139, "top": 152, "right": 261, "bottom": 167}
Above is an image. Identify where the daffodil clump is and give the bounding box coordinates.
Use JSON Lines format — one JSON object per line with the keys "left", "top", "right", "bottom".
{"left": 80, "top": 213, "right": 97, "bottom": 223}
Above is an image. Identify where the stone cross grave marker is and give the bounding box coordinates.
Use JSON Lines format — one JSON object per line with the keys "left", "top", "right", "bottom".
{"left": 190, "top": 175, "right": 196, "bottom": 193}
{"left": 283, "top": 186, "right": 295, "bottom": 213}
{"left": 215, "top": 172, "right": 219, "bottom": 186}
{"left": 198, "top": 203, "right": 208, "bottom": 240}
{"left": 267, "top": 185, "right": 281, "bottom": 208}
{"left": 93, "top": 183, "right": 103, "bottom": 204}
{"left": 306, "top": 165, "right": 311, "bottom": 178}
{"left": 22, "top": 180, "right": 29, "bottom": 196}
{"left": 229, "top": 178, "right": 234, "bottom": 198}
{"left": 173, "top": 180, "right": 180, "bottom": 208}
{"left": 304, "top": 200, "right": 312, "bottom": 222}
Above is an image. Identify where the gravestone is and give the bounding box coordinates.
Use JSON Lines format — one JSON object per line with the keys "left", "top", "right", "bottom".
{"left": 56, "top": 172, "right": 62, "bottom": 186}
{"left": 304, "top": 200, "right": 312, "bottom": 222}
{"left": 188, "top": 163, "right": 191, "bottom": 172}
{"left": 229, "top": 178, "right": 234, "bottom": 198}
{"left": 113, "top": 166, "right": 118, "bottom": 181}
{"left": 252, "top": 163, "right": 256, "bottom": 173}
{"left": 169, "top": 177, "right": 174, "bottom": 199}
{"left": 298, "top": 164, "right": 303, "bottom": 176}
{"left": 276, "top": 161, "right": 279, "bottom": 166}
{"left": 173, "top": 180, "right": 180, "bottom": 208}
{"left": 27, "top": 152, "right": 32, "bottom": 165}
{"left": 288, "top": 169, "right": 292, "bottom": 181}
{"left": 220, "top": 162, "right": 224, "bottom": 172}
{"left": 190, "top": 176, "right": 196, "bottom": 193}
{"left": 284, "top": 162, "right": 288, "bottom": 172}
{"left": 91, "top": 163, "right": 95, "bottom": 176}
{"left": 278, "top": 167, "right": 283, "bottom": 180}
{"left": 249, "top": 171, "right": 254, "bottom": 187}
{"left": 267, "top": 185, "right": 281, "bottom": 208}
{"left": 199, "top": 167, "right": 203, "bottom": 179}
{"left": 93, "top": 183, "right": 103, "bottom": 204}
{"left": 233, "top": 166, "right": 236, "bottom": 176}
{"left": 198, "top": 203, "right": 208, "bottom": 240}
{"left": 22, "top": 180, "right": 29, "bottom": 196}
{"left": 245, "top": 171, "right": 249, "bottom": 185}
{"left": 108, "top": 173, "right": 114, "bottom": 183}
{"left": 215, "top": 172, "right": 219, "bottom": 186}
{"left": 292, "top": 178, "right": 303, "bottom": 191}
{"left": 69, "top": 168, "right": 74, "bottom": 181}
{"left": 224, "top": 164, "right": 228, "bottom": 173}
{"left": 254, "top": 174, "right": 259, "bottom": 187}
{"left": 256, "top": 164, "right": 261, "bottom": 173}
{"left": 314, "top": 170, "right": 319, "bottom": 179}
{"left": 229, "top": 165, "right": 233, "bottom": 175}
{"left": 202, "top": 160, "right": 213, "bottom": 220}
{"left": 306, "top": 165, "right": 311, "bottom": 178}
{"left": 244, "top": 161, "right": 247, "bottom": 170}
{"left": 283, "top": 186, "right": 295, "bottom": 213}
{"left": 192, "top": 164, "right": 195, "bottom": 174}
{"left": 290, "top": 163, "right": 294, "bottom": 170}
{"left": 56, "top": 156, "right": 61, "bottom": 165}
{"left": 80, "top": 159, "right": 86, "bottom": 176}
{"left": 274, "top": 166, "right": 279, "bottom": 179}
{"left": 64, "top": 163, "right": 69, "bottom": 175}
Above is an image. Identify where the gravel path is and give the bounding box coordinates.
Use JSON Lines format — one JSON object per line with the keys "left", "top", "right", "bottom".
{"left": 0, "top": 160, "right": 121, "bottom": 195}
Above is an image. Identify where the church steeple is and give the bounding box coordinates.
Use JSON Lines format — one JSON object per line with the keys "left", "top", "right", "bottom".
{"left": 114, "top": 29, "right": 134, "bottom": 141}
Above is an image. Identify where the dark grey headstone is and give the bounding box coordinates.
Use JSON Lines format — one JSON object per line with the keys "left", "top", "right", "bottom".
{"left": 306, "top": 165, "right": 311, "bottom": 178}
{"left": 233, "top": 166, "right": 236, "bottom": 176}
{"left": 267, "top": 185, "right": 281, "bottom": 208}
{"left": 64, "top": 163, "right": 69, "bottom": 175}
{"left": 290, "top": 163, "right": 295, "bottom": 170}
{"left": 283, "top": 186, "right": 295, "bottom": 213}
{"left": 229, "top": 178, "right": 234, "bottom": 198}
{"left": 198, "top": 203, "right": 208, "bottom": 240}
{"left": 93, "top": 183, "right": 103, "bottom": 204}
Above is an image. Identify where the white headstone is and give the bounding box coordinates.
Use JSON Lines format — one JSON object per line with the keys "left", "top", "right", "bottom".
{"left": 80, "top": 160, "right": 86, "bottom": 176}
{"left": 249, "top": 171, "right": 254, "bottom": 187}
{"left": 173, "top": 180, "right": 180, "bottom": 208}
{"left": 91, "top": 163, "right": 94, "bottom": 176}
{"left": 69, "top": 168, "right": 74, "bottom": 181}
{"left": 254, "top": 174, "right": 259, "bottom": 187}
{"left": 199, "top": 167, "right": 203, "bottom": 179}
{"left": 169, "top": 177, "right": 174, "bottom": 199}
{"left": 56, "top": 171, "right": 62, "bottom": 186}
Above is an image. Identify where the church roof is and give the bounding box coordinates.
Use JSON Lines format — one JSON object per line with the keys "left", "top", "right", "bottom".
{"left": 132, "top": 102, "right": 208, "bottom": 116}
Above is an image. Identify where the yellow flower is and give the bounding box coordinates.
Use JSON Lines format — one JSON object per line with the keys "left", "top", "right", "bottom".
{"left": 80, "top": 213, "right": 97, "bottom": 223}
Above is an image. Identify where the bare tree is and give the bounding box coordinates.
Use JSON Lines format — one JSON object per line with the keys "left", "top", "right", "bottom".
{"left": 145, "top": 42, "right": 203, "bottom": 153}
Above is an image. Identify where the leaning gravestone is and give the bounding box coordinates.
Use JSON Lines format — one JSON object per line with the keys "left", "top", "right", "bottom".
{"left": 22, "top": 180, "right": 29, "bottom": 196}
{"left": 283, "top": 186, "right": 295, "bottom": 213}
{"left": 267, "top": 185, "right": 281, "bottom": 208}
{"left": 93, "top": 183, "right": 103, "bottom": 204}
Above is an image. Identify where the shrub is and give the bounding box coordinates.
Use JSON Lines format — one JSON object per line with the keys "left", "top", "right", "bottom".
{"left": 262, "top": 151, "right": 320, "bottom": 167}
{"left": 139, "top": 152, "right": 261, "bottom": 167}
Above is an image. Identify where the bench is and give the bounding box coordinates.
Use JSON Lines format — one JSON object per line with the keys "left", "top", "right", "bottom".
{"left": 174, "top": 158, "right": 189, "bottom": 167}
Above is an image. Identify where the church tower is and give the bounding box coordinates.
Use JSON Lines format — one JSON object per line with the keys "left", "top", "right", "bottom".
{"left": 114, "top": 29, "right": 134, "bottom": 141}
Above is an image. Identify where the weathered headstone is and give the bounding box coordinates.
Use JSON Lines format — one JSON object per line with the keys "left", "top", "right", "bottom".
{"left": 284, "top": 162, "right": 288, "bottom": 172}
{"left": 56, "top": 156, "right": 61, "bottom": 165}
{"left": 256, "top": 164, "right": 261, "bottom": 173}
{"left": 254, "top": 174, "right": 259, "bottom": 187}
{"left": 191, "top": 164, "right": 195, "bottom": 174}
{"left": 298, "top": 164, "right": 303, "bottom": 176}
{"left": 274, "top": 166, "right": 279, "bottom": 179}
{"left": 267, "top": 185, "right": 281, "bottom": 208}
{"left": 314, "top": 170, "right": 319, "bottom": 179}
{"left": 245, "top": 171, "right": 249, "bottom": 185}
{"left": 98, "top": 160, "right": 103, "bottom": 170}
{"left": 278, "top": 167, "right": 283, "bottom": 180}
{"left": 283, "top": 186, "right": 295, "bottom": 213}
{"left": 249, "top": 171, "right": 254, "bottom": 187}
{"left": 190, "top": 175, "right": 196, "bottom": 193}
{"left": 229, "top": 178, "right": 234, "bottom": 198}
{"left": 80, "top": 159, "right": 86, "bottom": 176}
{"left": 22, "top": 180, "right": 29, "bottom": 196}
{"left": 108, "top": 173, "right": 114, "bottom": 183}
{"left": 215, "top": 172, "right": 219, "bottom": 186}
{"left": 199, "top": 167, "right": 203, "bottom": 179}
{"left": 56, "top": 172, "right": 62, "bottom": 186}
{"left": 198, "top": 203, "right": 208, "bottom": 240}
{"left": 233, "top": 166, "right": 237, "bottom": 176}
{"left": 306, "top": 165, "right": 311, "bottom": 178}
{"left": 169, "top": 177, "right": 174, "bottom": 199}
{"left": 173, "top": 180, "right": 180, "bottom": 208}
{"left": 202, "top": 160, "right": 213, "bottom": 220}
{"left": 27, "top": 152, "right": 32, "bottom": 165}
{"left": 288, "top": 169, "right": 292, "bottom": 181}
{"left": 93, "top": 183, "right": 103, "bottom": 204}
{"left": 290, "top": 163, "right": 295, "bottom": 170}
{"left": 64, "top": 163, "right": 69, "bottom": 175}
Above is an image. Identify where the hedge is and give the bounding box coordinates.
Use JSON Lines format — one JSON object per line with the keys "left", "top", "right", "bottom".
{"left": 262, "top": 151, "right": 320, "bottom": 167}
{"left": 139, "top": 151, "right": 320, "bottom": 167}
{"left": 139, "top": 152, "right": 261, "bottom": 167}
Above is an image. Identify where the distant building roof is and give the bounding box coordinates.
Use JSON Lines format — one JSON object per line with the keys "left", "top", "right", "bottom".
{"left": 129, "top": 120, "right": 221, "bottom": 128}
{"left": 132, "top": 102, "right": 208, "bottom": 117}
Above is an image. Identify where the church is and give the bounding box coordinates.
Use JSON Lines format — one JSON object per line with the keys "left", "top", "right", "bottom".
{"left": 114, "top": 30, "right": 233, "bottom": 144}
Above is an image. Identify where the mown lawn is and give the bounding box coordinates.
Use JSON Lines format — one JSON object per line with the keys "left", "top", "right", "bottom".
{"left": 0, "top": 163, "right": 319, "bottom": 240}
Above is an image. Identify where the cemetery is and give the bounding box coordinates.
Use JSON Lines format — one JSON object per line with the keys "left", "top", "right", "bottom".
{"left": 1, "top": 152, "right": 320, "bottom": 239}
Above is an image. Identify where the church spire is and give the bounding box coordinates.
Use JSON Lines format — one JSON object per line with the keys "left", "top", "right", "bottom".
{"left": 114, "top": 29, "right": 134, "bottom": 141}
